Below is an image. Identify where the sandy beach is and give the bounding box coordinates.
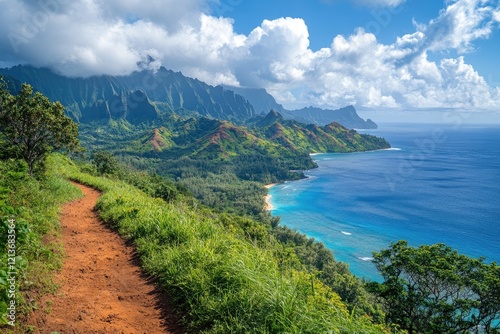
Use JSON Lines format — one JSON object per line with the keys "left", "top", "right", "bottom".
{"left": 264, "top": 184, "right": 277, "bottom": 211}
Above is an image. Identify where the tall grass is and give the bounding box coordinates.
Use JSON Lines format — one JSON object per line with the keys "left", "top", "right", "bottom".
{"left": 0, "top": 158, "right": 82, "bottom": 331}
{"left": 51, "top": 154, "right": 389, "bottom": 333}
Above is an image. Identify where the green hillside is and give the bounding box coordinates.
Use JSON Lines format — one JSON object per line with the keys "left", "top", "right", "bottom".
{"left": 249, "top": 110, "right": 389, "bottom": 152}
{"left": 75, "top": 111, "right": 389, "bottom": 216}
{"left": 0, "top": 77, "right": 391, "bottom": 332}
{"left": 0, "top": 154, "right": 390, "bottom": 332}
{"left": 80, "top": 111, "right": 389, "bottom": 170}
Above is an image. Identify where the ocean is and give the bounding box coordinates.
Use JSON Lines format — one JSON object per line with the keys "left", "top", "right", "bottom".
{"left": 268, "top": 123, "right": 500, "bottom": 281}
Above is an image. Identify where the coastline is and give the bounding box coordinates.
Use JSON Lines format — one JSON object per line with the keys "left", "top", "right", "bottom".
{"left": 264, "top": 184, "right": 277, "bottom": 211}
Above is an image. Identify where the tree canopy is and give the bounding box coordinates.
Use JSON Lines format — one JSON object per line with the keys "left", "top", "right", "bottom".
{"left": 92, "top": 151, "right": 120, "bottom": 176}
{"left": 368, "top": 240, "right": 500, "bottom": 334}
{"left": 0, "top": 79, "right": 79, "bottom": 175}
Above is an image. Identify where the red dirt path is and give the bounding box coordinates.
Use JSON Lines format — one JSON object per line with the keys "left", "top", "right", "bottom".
{"left": 28, "top": 182, "right": 181, "bottom": 334}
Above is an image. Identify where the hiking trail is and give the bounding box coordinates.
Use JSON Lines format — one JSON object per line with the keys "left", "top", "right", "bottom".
{"left": 28, "top": 182, "right": 180, "bottom": 334}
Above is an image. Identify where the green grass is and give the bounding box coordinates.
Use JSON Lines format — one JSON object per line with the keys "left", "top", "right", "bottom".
{"left": 51, "top": 154, "right": 390, "bottom": 333}
{"left": 0, "top": 159, "right": 81, "bottom": 332}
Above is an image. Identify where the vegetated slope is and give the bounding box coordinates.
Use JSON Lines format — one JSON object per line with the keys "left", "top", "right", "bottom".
{"left": 127, "top": 126, "right": 175, "bottom": 153}
{"left": 0, "top": 65, "right": 255, "bottom": 124}
{"left": 28, "top": 182, "right": 177, "bottom": 333}
{"left": 78, "top": 112, "right": 390, "bottom": 215}
{"left": 84, "top": 111, "right": 389, "bottom": 164}
{"left": 52, "top": 154, "right": 389, "bottom": 333}
{"left": 249, "top": 110, "right": 390, "bottom": 152}
{"left": 163, "top": 117, "right": 283, "bottom": 160}
{"left": 78, "top": 117, "right": 316, "bottom": 216}
{"left": 0, "top": 160, "right": 82, "bottom": 331}
{"left": 74, "top": 153, "right": 385, "bottom": 322}
{"left": 0, "top": 67, "right": 143, "bottom": 122}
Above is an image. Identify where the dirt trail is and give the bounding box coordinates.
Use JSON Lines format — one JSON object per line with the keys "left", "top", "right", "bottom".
{"left": 28, "top": 182, "right": 180, "bottom": 334}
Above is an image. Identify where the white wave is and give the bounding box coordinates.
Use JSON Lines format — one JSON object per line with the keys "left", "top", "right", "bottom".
{"left": 383, "top": 148, "right": 402, "bottom": 151}
{"left": 358, "top": 257, "right": 374, "bottom": 262}
{"left": 341, "top": 231, "right": 352, "bottom": 236}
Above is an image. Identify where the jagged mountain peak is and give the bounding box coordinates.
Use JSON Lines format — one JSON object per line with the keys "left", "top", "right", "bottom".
{"left": 246, "top": 109, "right": 287, "bottom": 128}
{"left": 260, "top": 109, "right": 285, "bottom": 125}
{"left": 267, "top": 109, "right": 284, "bottom": 118}
{"left": 0, "top": 65, "right": 256, "bottom": 124}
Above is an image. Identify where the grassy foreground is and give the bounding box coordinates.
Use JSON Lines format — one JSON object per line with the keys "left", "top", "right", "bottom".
{"left": 48, "top": 154, "right": 389, "bottom": 333}
{"left": 0, "top": 159, "right": 82, "bottom": 332}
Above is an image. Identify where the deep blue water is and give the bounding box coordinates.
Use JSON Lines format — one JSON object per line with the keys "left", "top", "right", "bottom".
{"left": 269, "top": 124, "right": 500, "bottom": 281}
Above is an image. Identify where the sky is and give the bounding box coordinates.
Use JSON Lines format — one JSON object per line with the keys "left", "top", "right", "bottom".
{"left": 0, "top": 0, "right": 499, "bottom": 120}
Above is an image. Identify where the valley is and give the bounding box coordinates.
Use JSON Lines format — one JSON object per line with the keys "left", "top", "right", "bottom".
{"left": 0, "top": 67, "right": 392, "bottom": 332}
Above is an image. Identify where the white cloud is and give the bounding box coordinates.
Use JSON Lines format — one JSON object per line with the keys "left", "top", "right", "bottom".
{"left": 0, "top": 0, "right": 499, "bottom": 111}
{"left": 233, "top": 17, "right": 313, "bottom": 87}
{"left": 412, "top": 0, "right": 499, "bottom": 53}
{"left": 99, "top": 0, "right": 209, "bottom": 31}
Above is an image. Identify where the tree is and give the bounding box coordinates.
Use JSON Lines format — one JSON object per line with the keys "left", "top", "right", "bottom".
{"left": 0, "top": 80, "right": 79, "bottom": 175}
{"left": 368, "top": 240, "right": 500, "bottom": 334}
{"left": 92, "top": 151, "right": 120, "bottom": 175}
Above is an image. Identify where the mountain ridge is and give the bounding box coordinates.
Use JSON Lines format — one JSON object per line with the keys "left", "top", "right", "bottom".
{"left": 0, "top": 65, "right": 255, "bottom": 124}
{"left": 1, "top": 65, "right": 379, "bottom": 129}
{"left": 101, "top": 109, "right": 391, "bottom": 164}
{"left": 248, "top": 110, "right": 388, "bottom": 153}
{"left": 224, "top": 85, "right": 378, "bottom": 129}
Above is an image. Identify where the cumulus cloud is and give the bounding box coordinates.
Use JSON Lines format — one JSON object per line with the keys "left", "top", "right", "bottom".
{"left": 413, "top": 0, "right": 500, "bottom": 53}
{"left": 234, "top": 18, "right": 313, "bottom": 87}
{"left": 0, "top": 0, "right": 499, "bottom": 110}
{"left": 1, "top": 1, "right": 157, "bottom": 76}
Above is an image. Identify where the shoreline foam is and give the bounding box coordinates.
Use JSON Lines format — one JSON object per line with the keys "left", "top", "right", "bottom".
{"left": 265, "top": 194, "right": 274, "bottom": 211}
{"left": 264, "top": 184, "right": 277, "bottom": 211}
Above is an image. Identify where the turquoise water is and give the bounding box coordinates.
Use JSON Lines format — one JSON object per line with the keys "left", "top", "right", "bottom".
{"left": 269, "top": 124, "right": 500, "bottom": 281}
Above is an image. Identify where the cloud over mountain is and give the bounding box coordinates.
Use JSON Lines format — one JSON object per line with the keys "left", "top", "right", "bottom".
{"left": 0, "top": 0, "right": 499, "bottom": 110}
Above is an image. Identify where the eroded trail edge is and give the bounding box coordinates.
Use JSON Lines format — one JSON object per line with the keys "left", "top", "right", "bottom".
{"left": 29, "top": 182, "right": 176, "bottom": 334}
